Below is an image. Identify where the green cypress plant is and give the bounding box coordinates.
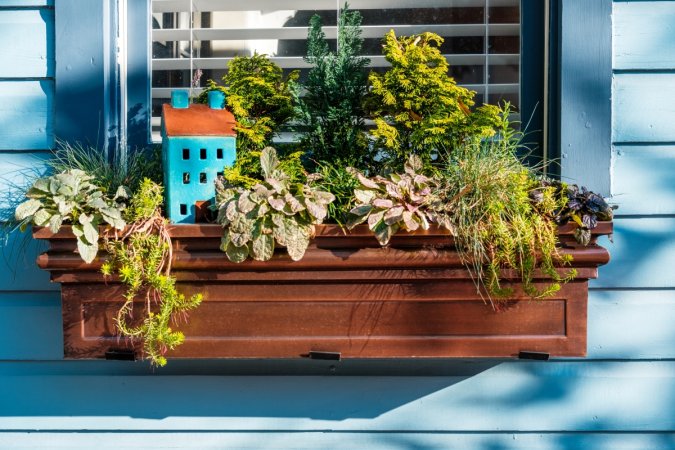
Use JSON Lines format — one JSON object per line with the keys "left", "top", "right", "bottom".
{"left": 297, "top": 3, "right": 372, "bottom": 169}
{"left": 367, "top": 31, "right": 507, "bottom": 171}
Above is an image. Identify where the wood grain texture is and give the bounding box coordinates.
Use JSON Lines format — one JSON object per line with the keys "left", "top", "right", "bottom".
{"left": 61, "top": 282, "right": 585, "bottom": 359}
{"left": 0, "top": 432, "right": 674, "bottom": 450}
{"left": 0, "top": 80, "right": 53, "bottom": 150}
{"left": 0, "top": 9, "right": 53, "bottom": 78}
{"left": 612, "top": 145, "right": 675, "bottom": 215}
{"left": 0, "top": 361, "right": 673, "bottom": 431}
{"left": 614, "top": 1, "right": 675, "bottom": 70}
{"left": 613, "top": 73, "right": 675, "bottom": 143}
{"left": 560, "top": 0, "right": 612, "bottom": 195}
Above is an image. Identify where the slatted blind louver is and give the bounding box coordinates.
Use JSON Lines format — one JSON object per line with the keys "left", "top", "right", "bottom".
{"left": 151, "top": 0, "right": 521, "bottom": 141}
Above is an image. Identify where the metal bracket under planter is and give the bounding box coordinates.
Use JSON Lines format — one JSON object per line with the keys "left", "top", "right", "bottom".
{"left": 33, "top": 223, "right": 612, "bottom": 361}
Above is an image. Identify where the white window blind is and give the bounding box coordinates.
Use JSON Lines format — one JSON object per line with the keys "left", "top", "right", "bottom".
{"left": 151, "top": 0, "right": 521, "bottom": 141}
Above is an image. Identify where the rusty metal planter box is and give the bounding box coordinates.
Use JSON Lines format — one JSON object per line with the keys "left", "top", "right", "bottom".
{"left": 33, "top": 222, "right": 612, "bottom": 360}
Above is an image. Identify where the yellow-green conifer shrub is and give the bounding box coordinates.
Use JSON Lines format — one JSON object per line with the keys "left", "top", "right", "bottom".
{"left": 199, "top": 53, "right": 299, "bottom": 154}
{"left": 367, "top": 31, "right": 506, "bottom": 170}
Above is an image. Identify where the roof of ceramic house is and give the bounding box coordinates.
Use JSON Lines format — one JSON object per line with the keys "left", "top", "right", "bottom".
{"left": 162, "top": 103, "right": 237, "bottom": 137}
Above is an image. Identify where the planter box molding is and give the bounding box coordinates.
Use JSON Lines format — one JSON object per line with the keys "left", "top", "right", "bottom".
{"left": 33, "top": 222, "right": 612, "bottom": 360}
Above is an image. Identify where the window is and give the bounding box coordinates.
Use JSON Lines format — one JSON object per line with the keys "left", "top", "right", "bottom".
{"left": 150, "top": 0, "right": 523, "bottom": 142}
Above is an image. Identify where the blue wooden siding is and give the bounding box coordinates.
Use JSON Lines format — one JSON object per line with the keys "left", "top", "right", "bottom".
{"left": 0, "top": 1, "right": 674, "bottom": 449}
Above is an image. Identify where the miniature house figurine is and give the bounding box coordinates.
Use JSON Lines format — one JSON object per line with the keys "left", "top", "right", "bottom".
{"left": 161, "top": 90, "right": 236, "bottom": 223}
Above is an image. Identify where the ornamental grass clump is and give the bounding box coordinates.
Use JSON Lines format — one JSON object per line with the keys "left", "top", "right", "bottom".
{"left": 435, "top": 126, "right": 576, "bottom": 301}
{"left": 367, "top": 31, "right": 507, "bottom": 171}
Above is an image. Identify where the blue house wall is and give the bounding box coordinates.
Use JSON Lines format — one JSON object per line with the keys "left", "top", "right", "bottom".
{"left": 0, "top": 1, "right": 673, "bottom": 448}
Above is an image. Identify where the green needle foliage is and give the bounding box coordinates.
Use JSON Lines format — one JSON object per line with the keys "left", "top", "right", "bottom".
{"left": 102, "top": 179, "right": 202, "bottom": 366}
{"left": 298, "top": 3, "right": 372, "bottom": 169}
{"left": 434, "top": 123, "right": 576, "bottom": 301}
{"left": 367, "top": 31, "right": 507, "bottom": 171}
{"left": 199, "top": 53, "right": 299, "bottom": 155}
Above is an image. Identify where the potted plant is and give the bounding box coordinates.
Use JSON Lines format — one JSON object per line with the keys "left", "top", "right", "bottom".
{"left": 16, "top": 6, "right": 614, "bottom": 366}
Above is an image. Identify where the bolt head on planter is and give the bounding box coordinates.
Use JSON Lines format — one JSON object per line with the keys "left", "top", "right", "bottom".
{"left": 161, "top": 89, "right": 237, "bottom": 223}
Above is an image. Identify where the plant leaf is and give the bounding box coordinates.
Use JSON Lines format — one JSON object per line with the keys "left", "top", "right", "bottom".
{"left": 283, "top": 218, "right": 311, "bottom": 261}
{"left": 356, "top": 172, "right": 380, "bottom": 190}
{"left": 48, "top": 214, "right": 63, "bottom": 233}
{"left": 367, "top": 210, "right": 385, "bottom": 231}
{"left": 252, "top": 233, "right": 275, "bottom": 261}
{"left": 372, "top": 198, "right": 394, "bottom": 209}
{"left": 354, "top": 189, "right": 376, "bottom": 204}
{"left": 33, "top": 208, "right": 52, "bottom": 226}
{"left": 76, "top": 237, "right": 98, "bottom": 264}
{"left": 260, "top": 147, "right": 279, "bottom": 179}
{"left": 305, "top": 198, "right": 327, "bottom": 221}
{"left": 237, "top": 191, "right": 257, "bottom": 214}
{"left": 226, "top": 242, "right": 250, "bottom": 263}
{"left": 373, "top": 220, "right": 395, "bottom": 246}
{"left": 383, "top": 206, "right": 404, "bottom": 225}
{"left": 15, "top": 199, "right": 42, "bottom": 221}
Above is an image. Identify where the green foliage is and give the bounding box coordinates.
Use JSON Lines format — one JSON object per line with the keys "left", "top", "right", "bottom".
{"left": 222, "top": 148, "right": 307, "bottom": 189}
{"left": 199, "top": 54, "right": 299, "bottom": 154}
{"left": 216, "top": 147, "right": 335, "bottom": 262}
{"left": 367, "top": 31, "right": 507, "bottom": 170}
{"left": 434, "top": 134, "right": 576, "bottom": 300}
{"left": 310, "top": 163, "right": 359, "bottom": 227}
{"left": 534, "top": 180, "right": 616, "bottom": 245}
{"left": 297, "top": 3, "right": 372, "bottom": 168}
{"left": 123, "top": 177, "right": 164, "bottom": 222}
{"left": 101, "top": 179, "right": 202, "bottom": 367}
{"left": 347, "top": 156, "right": 439, "bottom": 245}
{"left": 15, "top": 169, "right": 127, "bottom": 263}
{"left": 49, "top": 140, "right": 161, "bottom": 195}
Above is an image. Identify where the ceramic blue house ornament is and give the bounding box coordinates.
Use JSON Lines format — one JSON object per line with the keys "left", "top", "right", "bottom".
{"left": 161, "top": 90, "right": 237, "bottom": 223}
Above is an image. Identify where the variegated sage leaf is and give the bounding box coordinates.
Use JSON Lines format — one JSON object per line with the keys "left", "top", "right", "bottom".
{"left": 260, "top": 147, "right": 279, "bottom": 179}
{"left": 225, "top": 242, "right": 249, "bottom": 263}
{"left": 367, "top": 210, "right": 385, "bottom": 231}
{"left": 252, "top": 233, "right": 275, "bottom": 261}
{"left": 33, "top": 208, "right": 52, "bottom": 227}
{"left": 14, "top": 199, "right": 42, "bottom": 221}
{"left": 283, "top": 218, "right": 311, "bottom": 261}
{"left": 76, "top": 238, "right": 98, "bottom": 264}
{"left": 305, "top": 198, "right": 327, "bottom": 221}
{"left": 383, "top": 206, "right": 405, "bottom": 226}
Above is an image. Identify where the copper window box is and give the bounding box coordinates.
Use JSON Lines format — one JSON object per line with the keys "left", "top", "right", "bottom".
{"left": 33, "top": 222, "right": 612, "bottom": 360}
